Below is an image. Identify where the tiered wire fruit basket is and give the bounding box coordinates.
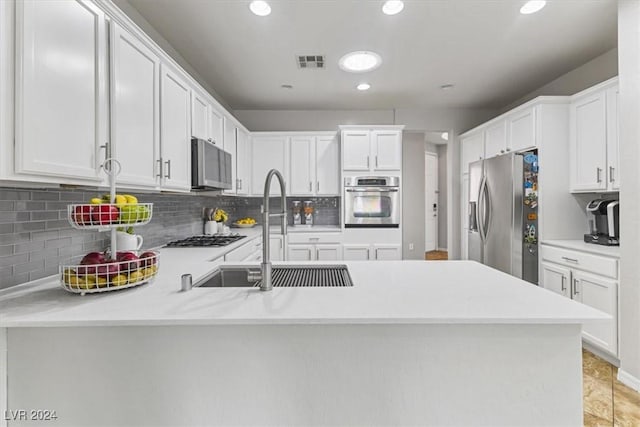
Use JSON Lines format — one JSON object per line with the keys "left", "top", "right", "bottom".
{"left": 60, "top": 159, "right": 159, "bottom": 295}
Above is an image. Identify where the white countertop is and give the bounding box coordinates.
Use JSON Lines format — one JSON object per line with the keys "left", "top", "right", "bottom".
{"left": 0, "top": 243, "right": 607, "bottom": 327}
{"left": 542, "top": 240, "right": 621, "bottom": 258}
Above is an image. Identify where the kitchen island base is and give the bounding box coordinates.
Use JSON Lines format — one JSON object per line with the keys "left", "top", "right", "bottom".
{"left": 6, "top": 323, "right": 583, "bottom": 426}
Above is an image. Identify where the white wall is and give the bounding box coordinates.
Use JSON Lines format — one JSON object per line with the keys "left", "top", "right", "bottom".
{"left": 437, "top": 145, "right": 448, "bottom": 250}
{"left": 402, "top": 132, "right": 427, "bottom": 259}
{"left": 617, "top": 0, "right": 640, "bottom": 390}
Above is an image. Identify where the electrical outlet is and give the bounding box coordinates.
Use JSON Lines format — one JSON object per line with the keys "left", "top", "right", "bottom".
{"left": 409, "top": 243, "right": 414, "bottom": 251}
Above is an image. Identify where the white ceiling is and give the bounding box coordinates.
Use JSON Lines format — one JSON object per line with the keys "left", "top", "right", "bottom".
{"left": 124, "top": 0, "right": 617, "bottom": 111}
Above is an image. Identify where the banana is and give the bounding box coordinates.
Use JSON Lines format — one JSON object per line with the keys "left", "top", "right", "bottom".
{"left": 89, "top": 198, "right": 103, "bottom": 205}
{"left": 123, "top": 194, "right": 138, "bottom": 204}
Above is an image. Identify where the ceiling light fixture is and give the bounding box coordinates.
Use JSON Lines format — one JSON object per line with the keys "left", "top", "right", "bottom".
{"left": 520, "top": 0, "right": 546, "bottom": 15}
{"left": 249, "top": 0, "right": 271, "bottom": 16}
{"left": 382, "top": 1, "right": 404, "bottom": 15}
{"left": 441, "top": 132, "right": 449, "bottom": 141}
{"left": 357, "top": 83, "right": 371, "bottom": 91}
{"left": 339, "top": 51, "right": 382, "bottom": 73}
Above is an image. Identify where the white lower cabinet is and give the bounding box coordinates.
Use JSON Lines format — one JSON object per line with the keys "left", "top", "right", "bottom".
{"left": 343, "top": 244, "right": 401, "bottom": 261}
{"left": 288, "top": 244, "right": 314, "bottom": 261}
{"left": 270, "top": 236, "right": 284, "bottom": 261}
{"left": 540, "top": 245, "right": 618, "bottom": 356}
{"left": 287, "top": 244, "right": 342, "bottom": 261}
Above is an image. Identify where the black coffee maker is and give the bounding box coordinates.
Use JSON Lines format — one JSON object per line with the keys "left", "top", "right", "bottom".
{"left": 584, "top": 199, "right": 620, "bottom": 246}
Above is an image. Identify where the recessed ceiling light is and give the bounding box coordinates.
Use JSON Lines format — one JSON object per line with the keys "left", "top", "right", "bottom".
{"left": 338, "top": 51, "right": 382, "bottom": 73}
{"left": 357, "top": 83, "right": 371, "bottom": 91}
{"left": 382, "top": 1, "right": 404, "bottom": 15}
{"left": 441, "top": 132, "right": 449, "bottom": 141}
{"left": 520, "top": 0, "right": 546, "bottom": 14}
{"left": 440, "top": 84, "right": 455, "bottom": 90}
{"left": 249, "top": 0, "right": 271, "bottom": 16}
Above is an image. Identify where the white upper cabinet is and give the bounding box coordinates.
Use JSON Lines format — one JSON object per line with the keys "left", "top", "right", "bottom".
{"left": 484, "top": 121, "right": 507, "bottom": 158}
{"left": 570, "top": 79, "right": 619, "bottom": 193}
{"left": 110, "top": 22, "right": 160, "bottom": 188}
{"left": 315, "top": 135, "right": 340, "bottom": 195}
{"left": 508, "top": 106, "right": 536, "bottom": 152}
{"left": 342, "top": 130, "right": 371, "bottom": 170}
{"left": 606, "top": 86, "right": 620, "bottom": 191}
{"left": 210, "top": 107, "right": 224, "bottom": 146}
{"left": 342, "top": 127, "right": 402, "bottom": 172}
{"left": 251, "top": 135, "right": 288, "bottom": 196}
{"left": 570, "top": 91, "right": 607, "bottom": 191}
{"left": 160, "top": 64, "right": 191, "bottom": 191}
{"left": 460, "top": 132, "right": 484, "bottom": 174}
{"left": 372, "top": 130, "right": 402, "bottom": 170}
{"left": 290, "top": 136, "right": 315, "bottom": 195}
{"left": 223, "top": 116, "right": 237, "bottom": 194}
{"left": 15, "top": 0, "right": 107, "bottom": 182}
{"left": 289, "top": 134, "right": 339, "bottom": 196}
{"left": 235, "top": 128, "right": 250, "bottom": 195}
{"left": 191, "top": 90, "right": 210, "bottom": 141}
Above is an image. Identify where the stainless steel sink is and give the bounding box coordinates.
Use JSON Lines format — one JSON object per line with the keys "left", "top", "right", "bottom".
{"left": 194, "top": 265, "right": 353, "bottom": 288}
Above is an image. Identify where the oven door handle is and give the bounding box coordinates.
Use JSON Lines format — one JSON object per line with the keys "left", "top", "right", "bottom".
{"left": 345, "top": 188, "right": 399, "bottom": 192}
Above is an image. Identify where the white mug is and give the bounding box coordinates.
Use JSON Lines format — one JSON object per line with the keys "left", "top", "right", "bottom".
{"left": 204, "top": 221, "right": 217, "bottom": 236}
{"left": 115, "top": 231, "right": 143, "bottom": 251}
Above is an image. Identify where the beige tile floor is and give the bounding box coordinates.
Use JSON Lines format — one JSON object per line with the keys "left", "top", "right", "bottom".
{"left": 583, "top": 349, "right": 640, "bottom": 426}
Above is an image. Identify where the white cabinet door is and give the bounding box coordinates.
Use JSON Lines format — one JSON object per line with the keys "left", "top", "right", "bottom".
{"left": 16, "top": 0, "right": 107, "bottom": 181}
{"left": 573, "top": 271, "right": 618, "bottom": 355}
{"left": 111, "top": 23, "right": 160, "bottom": 188}
{"left": 210, "top": 107, "right": 224, "bottom": 146}
{"left": 484, "top": 121, "right": 507, "bottom": 158}
{"left": 540, "top": 262, "right": 571, "bottom": 298}
{"left": 316, "top": 244, "right": 342, "bottom": 261}
{"left": 373, "top": 244, "right": 402, "bottom": 260}
{"left": 190, "top": 90, "right": 210, "bottom": 141}
{"left": 606, "top": 86, "right": 620, "bottom": 191}
{"left": 270, "top": 236, "right": 284, "bottom": 261}
{"left": 251, "top": 136, "right": 288, "bottom": 195}
{"left": 343, "top": 244, "right": 370, "bottom": 261}
{"left": 461, "top": 174, "right": 469, "bottom": 260}
{"left": 342, "top": 131, "right": 371, "bottom": 171}
{"left": 236, "top": 128, "right": 250, "bottom": 195}
{"left": 570, "top": 92, "right": 607, "bottom": 191}
{"left": 460, "top": 133, "right": 484, "bottom": 174}
{"left": 223, "top": 117, "right": 237, "bottom": 193}
{"left": 508, "top": 107, "right": 536, "bottom": 152}
{"left": 316, "top": 136, "right": 340, "bottom": 195}
{"left": 290, "top": 136, "right": 315, "bottom": 195}
{"left": 288, "top": 244, "right": 314, "bottom": 261}
{"left": 160, "top": 65, "right": 191, "bottom": 191}
{"left": 372, "top": 130, "right": 401, "bottom": 171}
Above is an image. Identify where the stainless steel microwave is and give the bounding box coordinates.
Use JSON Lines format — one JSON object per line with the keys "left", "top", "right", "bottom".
{"left": 191, "top": 138, "right": 232, "bottom": 190}
{"left": 344, "top": 176, "right": 400, "bottom": 228}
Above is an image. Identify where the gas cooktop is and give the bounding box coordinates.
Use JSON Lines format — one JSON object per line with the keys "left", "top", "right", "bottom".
{"left": 165, "top": 234, "right": 246, "bottom": 248}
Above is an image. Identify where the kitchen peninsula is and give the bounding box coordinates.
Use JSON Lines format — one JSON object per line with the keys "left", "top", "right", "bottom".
{"left": 0, "top": 251, "right": 606, "bottom": 426}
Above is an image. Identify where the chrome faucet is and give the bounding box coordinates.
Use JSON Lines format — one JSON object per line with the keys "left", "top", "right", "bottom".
{"left": 260, "top": 169, "right": 287, "bottom": 291}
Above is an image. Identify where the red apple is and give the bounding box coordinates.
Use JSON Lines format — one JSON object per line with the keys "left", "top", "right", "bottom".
{"left": 116, "top": 251, "right": 140, "bottom": 273}
{"left": 77, "top": 252, "right": 107, "bottom": 275}
{"left": 91, "top": 204, "right": 119, "bottom": 225}
{"left": 96, "top": 262, "right": 120, "bottom": 279}
{"left": 72, "top": 205, "right": 93, "bottom": 225}
{"left": 139, "top": 251, "right": 157, "bottom": 268}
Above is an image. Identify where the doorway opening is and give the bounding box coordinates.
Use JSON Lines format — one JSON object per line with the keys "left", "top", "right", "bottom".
{"left": 425, "top": 132, "right": 448, "bottom": 260}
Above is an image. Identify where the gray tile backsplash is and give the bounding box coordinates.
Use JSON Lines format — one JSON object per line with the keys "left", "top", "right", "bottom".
{"left": 0, "top": 187, "right": 339, "bottom": 290}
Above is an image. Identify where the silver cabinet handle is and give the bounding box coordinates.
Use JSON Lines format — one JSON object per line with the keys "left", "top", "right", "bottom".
{"left": 309, "top": 181, "right": 312, "bottom": 192}
{"left": 596, "top": 167, "right": 602, "bottom": 183}
{"left": 309, "top": 237, "right": 320, "bottom": 241}
{"left": 561, "top": 276, "right": 566, "bottom": 292}
{"left": 561, "top": 256, "right": 578, "bottom": 263}
{"left": 506, "top": 148, "right": 511, "bottom": 152}
{"left": 500, "top": 149, "right": 505, "bottom": 154}
{"left": 315, "top": 248, "right": 319, "bottom": 261}
{"left": 609, "top": 166, "right": 615, "bottom": 183}
{"left": 375, "top": 155, "right": 379, "bottom": 168}
{"left": 573, "top": 278, "right": 580, "bottom": 296}
{"left": 156, "top": 158, "right": 163, "bottom": 178}
{"left": 366, "top": 156, "right": 370, "bottom": 168}
{"left": 100, "top": 142, "right": 110, "bottom": 166}
{"left": 164, "top": 159, "right": 171, "bottom": 179}
{"left": 317, "top": 181, "right": 320, "bottom": 193}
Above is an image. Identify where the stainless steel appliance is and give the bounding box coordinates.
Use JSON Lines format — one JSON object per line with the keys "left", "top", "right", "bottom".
{"left": 344, "top": 176, "right": 400, "bottom": 228}
{"left": 468, "top": 152, "right": 539, "bottom": 284}
{"left": 191, "top": 138, "right": 232, "bottom": 190}
{"left": 584, "top": 199, "right": 619, "bottom": 246}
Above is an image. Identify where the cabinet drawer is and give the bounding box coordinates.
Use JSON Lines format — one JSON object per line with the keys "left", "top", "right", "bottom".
{"left": 288, "top": 233, "right": 342, "bottom": 244}
{"left": 541, "top": 245, "right": 618, "bottom": 279}
{"left": 225, "top": 238, "right": 262, "bottom": 262}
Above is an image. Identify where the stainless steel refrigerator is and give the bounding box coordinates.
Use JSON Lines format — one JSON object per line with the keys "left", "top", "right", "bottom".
{"left": 468, "top": 152, "right": 539, "bottom": 284}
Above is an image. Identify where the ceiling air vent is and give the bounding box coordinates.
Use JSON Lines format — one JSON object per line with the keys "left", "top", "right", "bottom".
{"left": 297, "top": 55, "right": 325, "bottom": 69}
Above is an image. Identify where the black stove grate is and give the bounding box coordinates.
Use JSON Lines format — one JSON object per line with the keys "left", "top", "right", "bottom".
{"left": 165, "top": 234, "right": 246, "bottom": 248}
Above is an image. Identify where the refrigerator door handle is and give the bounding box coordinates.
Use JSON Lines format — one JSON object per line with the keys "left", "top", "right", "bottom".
{"left": 477, "top": 175, "right": 487, "bottom": 241}
{"left": 483, "top": 178, "right": 492, "bottom": 240}
{"left": 469, "top": 202, "right": 478, "bottom": 231}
